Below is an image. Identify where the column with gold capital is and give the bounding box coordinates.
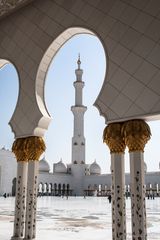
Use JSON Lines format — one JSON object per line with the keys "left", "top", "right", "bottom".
{"left": 24, "top": 137, "right": 45, "bottom": 240}
{"left": 11, "top": 138, "right": 29, "bottom": 240}
{"left": 103, "top": 123, "right": 126, "bottom": 240}
{"left": 122, "top": 120, "right": 151, "bottom": 240}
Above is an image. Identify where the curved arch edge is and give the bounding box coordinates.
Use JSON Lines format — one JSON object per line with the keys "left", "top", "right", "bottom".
{"left": 35, "top": 27, "right": 97, "bottom": 119}
{"left": 9, "top": 115, "right": 52, "bottom": 139}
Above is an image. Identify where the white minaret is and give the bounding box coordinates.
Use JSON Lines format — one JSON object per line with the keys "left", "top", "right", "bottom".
{"left": 71, "top": 55, "right": 87, "bottom": 164}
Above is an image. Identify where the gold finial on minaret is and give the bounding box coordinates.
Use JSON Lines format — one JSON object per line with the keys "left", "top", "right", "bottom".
{"left": 77, "top": 53, "right": 81, "bottom": 69}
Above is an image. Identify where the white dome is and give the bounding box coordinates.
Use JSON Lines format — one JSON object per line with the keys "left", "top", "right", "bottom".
{"left": 39, "top": 157, "right": 50, "bottom": 173}
{"left": 90, "top": 161, "right": 101, "bottom": 175}
{"left": 54, "top": 160, "right": 67, "bottom": 173}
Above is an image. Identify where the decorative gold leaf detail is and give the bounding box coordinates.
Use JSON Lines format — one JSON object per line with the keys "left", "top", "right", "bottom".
{"left": 103, "top": 122, "right": 126, "bottom": 153}
{"left": 26, "top": 136, "right": 45, "bottom": 161}
{"left": 12, "top": 136, "right": 46, "bottom": 162}
{"left": 122, "top": 120, "right": 151, "bottom": 152}
{"left": 12, "top": 138, "right": 29, "bottom": 162}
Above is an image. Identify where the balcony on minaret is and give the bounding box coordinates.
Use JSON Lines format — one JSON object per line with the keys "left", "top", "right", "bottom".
{"left": 71, "top": 105, "right": 87, "bottom": 115}
{"left": 74, "top": 80, "right": 84, "bottom": 87}
{"left": 75, "top": 69, "right": 83, "bottom": 81}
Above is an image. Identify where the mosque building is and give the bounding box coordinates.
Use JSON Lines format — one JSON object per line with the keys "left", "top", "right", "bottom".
{"left": 1, "top": 1, "right": 160, "bottom": 239}
{"left": 0, "top": 58, "right": 160, "bottom": 197}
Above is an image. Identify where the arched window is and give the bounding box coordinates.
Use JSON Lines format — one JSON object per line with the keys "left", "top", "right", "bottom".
{"left": 58, "top": 183, "right": 61, "bottom": 196}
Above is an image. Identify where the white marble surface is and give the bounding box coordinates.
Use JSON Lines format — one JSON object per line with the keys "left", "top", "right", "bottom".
{"left": 0, "top": 197, "right": 160, "bottom": 240}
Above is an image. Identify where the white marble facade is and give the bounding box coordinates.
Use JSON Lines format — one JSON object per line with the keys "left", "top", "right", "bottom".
{"left": 0, "top": 148, "right": 160, "bottom": 197}
{"left": 0, "top": 147, "right": 17, "bottom": 196}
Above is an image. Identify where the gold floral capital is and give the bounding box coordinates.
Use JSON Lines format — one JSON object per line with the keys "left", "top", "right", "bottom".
{"left": 12, "top": 138, "right": 29, "bottom": 162}
{"left": 122, "top": 120, "right": 151, "bottom": 152}
{"left": 26, "top": 136, "right": 46, "bottom": 161}
{"left": 103, "top": 123, "right": 126, "bottom": 153}
{"left": 12, "top": 136, "right": 46, "bottom": 162}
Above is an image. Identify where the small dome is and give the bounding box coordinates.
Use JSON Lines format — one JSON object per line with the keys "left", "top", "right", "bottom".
{"left": 90, "top": 160, "right": 101, "bottom": 175}
{"left": 54, "top": 159, "right": 67, "bottom": 173}
{"left": 1, "top": 146, "right": 6, "bottom": 151}
{"left": 39, "top": 157, "right": 50, "bottom": 173}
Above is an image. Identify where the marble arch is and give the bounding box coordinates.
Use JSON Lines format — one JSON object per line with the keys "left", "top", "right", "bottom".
{"left": 8, "top": 25, "right": 107, "bottom": 139}
{"left": 35, "top": 26, "right": 107, "bottom": 132}
{"left": 0, "top": 1, "right": 158, "bottom": 137}
{"left": 0, "top": 1, "right": 160, "bottom": 240}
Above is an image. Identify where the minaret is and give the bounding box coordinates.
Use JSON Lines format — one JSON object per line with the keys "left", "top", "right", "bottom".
{"left": 71, "top": 55, "right": 87, "bottom": 164}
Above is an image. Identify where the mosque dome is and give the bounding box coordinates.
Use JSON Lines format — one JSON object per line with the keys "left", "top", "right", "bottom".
{"left": 1, "top": 146, "right": 6, "bottom": 151}
{"left": 90, "top": 160, "right": 101, "bottom": 175}
{"left": 54, "top": 159, "right": 67, "bottom": 173}
{"left": 39, "top": 157, "right": 50, "bottom": 173}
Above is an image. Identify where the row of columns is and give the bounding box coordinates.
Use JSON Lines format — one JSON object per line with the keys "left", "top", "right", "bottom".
{"left": 103, "top": 119, "right": 151, "bottom": 240}
{"left": 11, "top": 119, "right": 150, "bottom": 240}
{"left": 11, "top": 136, "right": 45, "bottom": 240}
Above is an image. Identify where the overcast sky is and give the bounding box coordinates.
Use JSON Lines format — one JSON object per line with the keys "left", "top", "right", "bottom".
{"left": 0, "top": 34, "right": 160, "bottom": 173}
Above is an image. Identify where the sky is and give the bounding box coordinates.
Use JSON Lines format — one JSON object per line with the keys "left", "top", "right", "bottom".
{"left": 0, "top": 34, "right": 160, "bottom": 173}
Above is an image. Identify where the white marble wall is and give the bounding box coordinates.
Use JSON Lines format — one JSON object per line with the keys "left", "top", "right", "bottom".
{"left": 0, "top": 149, "right": 17, "bottom": 195}
{"left": 0, "top": 149, "right": 160, "bottom": 196}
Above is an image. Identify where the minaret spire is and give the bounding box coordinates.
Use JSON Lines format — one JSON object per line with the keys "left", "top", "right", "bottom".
{"left": 71, "top": 55, "right": 87, "bottom": 164}
{"left": 77, "top": 53, "right": 81, "bottom": 69}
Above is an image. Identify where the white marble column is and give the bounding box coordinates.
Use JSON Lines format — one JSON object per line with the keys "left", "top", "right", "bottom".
{"left": 103, "top": 123, "right": 126, "bottom": 240}
{"left": 111, "top": 153, "right": 126, "bottom": 240}
{"left": 123, "top": 119, "right": 151, "bottom": 240}
{"left": 11, "top": 139, "right": 28, "bottom": 240}
{"left": 24, "top": 160, "right": 39, "bottom": 240}
{"left": 130, "top": 152, "right": 147, "bottom": 240}
{"left": 11, "top": 162, "right": 28, "bottom": 240}
{"left": 24, "top": 136, "right": 45, "bottom": 240}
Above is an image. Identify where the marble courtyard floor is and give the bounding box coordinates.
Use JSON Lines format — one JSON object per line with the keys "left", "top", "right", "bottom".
{"left": 0, "top": 196, "right": 160, "bottom": 240}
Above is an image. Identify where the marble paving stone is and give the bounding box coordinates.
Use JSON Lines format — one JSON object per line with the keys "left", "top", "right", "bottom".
{"left": 0, "top": 197, "right": 159, "bottom": 240}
